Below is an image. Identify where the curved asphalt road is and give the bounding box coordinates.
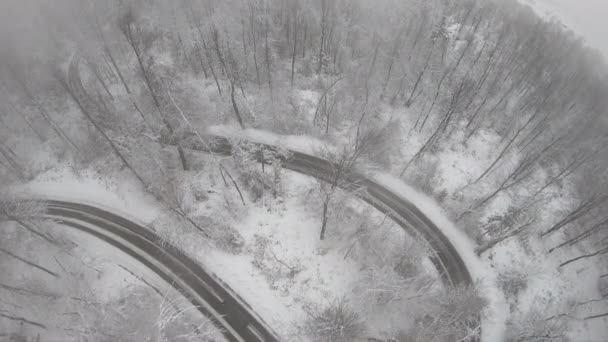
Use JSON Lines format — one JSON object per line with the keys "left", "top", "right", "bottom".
{"left": 65, "top": 55, "right": 479, "bottom": 341}
{"left": 43, "top": 200, "right": 277, "bottom": 342}
{"left": 191, "top": 137, "right": 473, "bottom": 288}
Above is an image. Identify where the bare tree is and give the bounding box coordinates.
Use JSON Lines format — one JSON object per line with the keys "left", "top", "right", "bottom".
{"left": 560, "top": 246, "right": 608, "bottom": 268}
{"left": 541, "top": 194, "right": 608, "bottom": 237}
{"left": 0, "top": 197, "right": 59, "bottom": 246}
{"left": 290, "top": 3, "right": 299, "bottom": 87}
{"left": 304, "top": 298, "right": 366, "bottom": 342}
{"left": 314, "top": 145, "right": 362, "bottom": 240}
{"left": 548, "top": 216, "right": 608, "bottom": 253}
{"left": 476, "top": 206, "right": 537, "bottom": 256}
{"left": 403, "top": 286, "right": 486, "bottom": 342}
{"left": 507, "top": 305, "right": 568, "bottom": 342}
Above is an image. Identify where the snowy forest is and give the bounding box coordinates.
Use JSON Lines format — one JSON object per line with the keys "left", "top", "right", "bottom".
{"left": 1, "top": 0, "right": 608, "bottom": 341}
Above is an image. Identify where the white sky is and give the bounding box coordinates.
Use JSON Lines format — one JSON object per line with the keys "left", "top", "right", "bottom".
{"left": 523, "top": 0, "right": 608, "bottom": 58}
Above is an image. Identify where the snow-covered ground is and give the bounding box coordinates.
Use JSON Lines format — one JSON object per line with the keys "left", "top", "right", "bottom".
{"left": 199, "top": 170, "right": 363, "bottom": 339}
{"left": 396, "top": 112, "right": 608, "bottom": 340}
{"left": 15, "top": 166, "right": 159, "bottom": 224}
{"left": 13, "top": 118, "right": 608, "bottom": 340}
{"left": 62, "top": 227, "right": 224, "bottom": 338}
{"left": 2, "top": 0, "right": 606, "bottom": 340}
{"left": 205, "top": 125, "right": 508, "bottom": 341}
{"left": 13, "top": 143, "right": 450, "bottom": 340}
{"left": 0, "top": 213, "right": 223, "bottom": 341}
{"left": 209, "top": 120, "right": 608, "bottom": 340}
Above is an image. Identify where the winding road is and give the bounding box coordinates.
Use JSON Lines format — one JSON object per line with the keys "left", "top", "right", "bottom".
{"left": 45, "top": 200, "right": 278, "bottom": 342}
{"left": 55, "top": 55, "right": 479, "bottom": 341}
{"left": 192, "top": 136, "right": 473, "bottom": 288}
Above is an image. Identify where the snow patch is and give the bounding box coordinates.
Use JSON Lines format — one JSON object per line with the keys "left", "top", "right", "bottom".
{"left": 12, "top": 166, "right": 159, "bottom": 225}
{"left": 206, "top": 127, "right": 508, "bottom": 341}
{"left": 370, "top": 173, "right": 508, "bottom": 342}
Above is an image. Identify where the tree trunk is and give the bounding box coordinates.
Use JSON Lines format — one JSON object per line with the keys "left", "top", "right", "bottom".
{"left": 320, "top": 198, "right": 329, "bottom": 240}
{"left": 57, "top": 67, "right": 149, "bottom": 188}
{"left": 0, "top": 312, "right": 46, "bottom": 330}
{"left": 250, "top": 4, "right": 261, "bottom": 88}
{"left": 416, "top": 69, "right": 449, "bottom": 130}
{"left": 219, "top": 164, "right": 246, "bottom": 205}
{"left": 230, "top": 80, "right": 246, "bottom": 129}
{"left": 0, "top": 145, "right": 26, "bottom": 180}
{"left": 11, "top": 218, "right": 59, "bottom": 246}
{"left": 264, "top": 19, "right": 273, "bottom": 94}
{"left": 0, "top": 247, "right": 59, "bottom": 278}
{"left": 317, "top": 0, "right": 328, "bottom": 74}
{"left": 405, "top": 40, "right": 435, "bottom": 107}
{"left": 381, "top": 26, "right": 406, "bottom": 97}
{"left": 13, "top": 80, "right": 80, "bottom": 153}
{"left": 201, "top": 36, "right": 222, "bottom": 95}
{"left": 533, "top": 154, "right": 589, "bottom": 197}
{"left": 408, "top": 12, "right": 427, "bottom": 58}
{"left": 95, "top": 12, "right": 131, "bottom": 95}
{"left": 584, "top": 312, "right": 608, "bottom": 321}
{"left": 302, "top": 21, "right": 307, "bottom": 58}
{"left": 476, "top": 222, "right": 532, "bottom": 256}
{"left": 13, "top": 106, "right": 46, "bottom": 142}
{"left": 471, "top": 158, "right": 533, "bottom": 211}
{"left": 195, "top": 43, "right": 209, "bottom": 79}
{"left": 291, "top": 14, "right": 298, "bottom": 87}
{"left": 211, "top": 27, "right": 228, "bottom": 76}
{"left": 541, "top": 195, "right": 607, "bottom": 237}
{"left": 123, "top": 28, "right": 162, "bottom": 115}
{"left": 474, "top": 100, "right": 546, "bottom": 183}
{"left": 560, "top": 246, "right": 608, "bottom": 268}
{"left": 177, "top": 146, "right": 189, "bottom": 171}
{"left": 548, "top": 217, "right": 608, "bottom": 253}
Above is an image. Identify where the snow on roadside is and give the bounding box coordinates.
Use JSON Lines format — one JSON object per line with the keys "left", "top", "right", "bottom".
{"left": 10, "top": 164, "right": 213, "bottom": 307}
{"left": 12, "top": 166, "right": 160, "bottom": 225}
{"left": 208, "top": 125, "right": 337, "bottom": 156}
{"left": 62, "top": 227, "right": 180, "bottom": 304}
{"left": 13, "top": 128, "right": 507, "bottom": 340}
{"left": 193, "top": 169, "right": 362, "bottom": 340}
{"left": 64, "top": 227, "right": 226, "bottom": 340}
{"left": 9, "top": 166, "right": 226, "bottom": 340}
{"left": 205, "top": 125, "right": 508, "bottom": 341}
{"left": 434, "top": 129, "right": 503, "bottom": 194}
{"left": 10, "top": 161, "right": 360, "bottom": 340}
{"left": 371, "top": 173, "right": 508, "bottom": 342}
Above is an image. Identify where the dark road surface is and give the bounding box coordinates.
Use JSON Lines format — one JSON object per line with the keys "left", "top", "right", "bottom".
{"left": 58, "top": 55, "right": 479, "bottom": 341}
{"left": 187, "top": 136, "right": 473, "bottom": 288}
{"left": 44, "top": 200, "right": 278, "bottom": 342}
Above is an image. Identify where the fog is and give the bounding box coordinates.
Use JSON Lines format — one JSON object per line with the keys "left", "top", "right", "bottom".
{"left": 530, "top": 0, "right": 608, "bottom": 58}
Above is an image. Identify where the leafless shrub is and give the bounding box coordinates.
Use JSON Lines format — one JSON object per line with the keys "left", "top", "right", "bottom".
{"left": 0, "top": 196, "right": 47, "bottom": 220}
{"left": 230, "top": 139, "right": 291, "bottom": 202}
{"left": 354, "top": 264, "right": 435, "bottom": 307}
{"left": 305, "top": 298, "right": 366, "bottom": 342}
{"left": 506, "top": 304, "right": 569, "bottom": 342}
{"left": 186, "top": 215, "right": 243, "bottom": 253}
{"left": 251, "top": 235, "right": 303, "bottom": 288}
{"left": 151, "top": 212, "right": 210, "bottom": 252}
{"left": 355, "top": 122, "right": 400, "bottom": 169}
{"left": 476, "top": 205, "right": 537, "bottom": 256}
{"left": 393, "top": 256, "right": 420, "bottom": 279}
{"left": 209, "top": 223, "right": 245, "bottom": 254}
{"left": 406, "top": 158, "right": 440, "bottom": 196}
{"left": 497, "top": 269, "right": 529, "bottom": 300}
{"left": 403, "top": 285, "right": 486, "bottom": 342}
{"left": 156, "top": 291, "right": 224, "bottom": 342}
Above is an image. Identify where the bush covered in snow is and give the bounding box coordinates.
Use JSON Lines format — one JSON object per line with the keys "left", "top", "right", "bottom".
{"left": 497, "top": 269, "right": 529, "bottom": 301}
{"left": 304, "top": 298, "right": 366, "bottom": 342}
